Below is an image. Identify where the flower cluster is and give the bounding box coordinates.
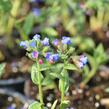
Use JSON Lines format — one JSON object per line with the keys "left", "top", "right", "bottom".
{"left": 20, "top": 34, "right": 60, "bottom": 64}
{"left": 20, "top": 34, "right": 88, "bottom": 68}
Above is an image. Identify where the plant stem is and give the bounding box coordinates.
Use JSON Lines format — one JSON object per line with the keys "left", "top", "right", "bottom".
{"left": 61, "top": 79, "right": 65, "bottom": 103}
{"left": 37, "top": 62, "right": 44, "bottom": 109}
{"left": 80, "top": 68, "right": 97, "bottom": 87}
{"left": 60, "top": 68, "right": 65, "bottom": 109}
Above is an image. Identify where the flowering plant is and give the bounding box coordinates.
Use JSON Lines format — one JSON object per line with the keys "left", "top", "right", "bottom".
{"left": 80, "top": 44, "right": 108, "bottom": 87}
{"left": 20, "top": 34, "right": 87, "bottom": 109}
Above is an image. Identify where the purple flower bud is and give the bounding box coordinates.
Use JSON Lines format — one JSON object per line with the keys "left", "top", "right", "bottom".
{"left": 32, "top": 8, "right": 41, "bottom": 16}
{"left": 79, "top": 55, "right": 88, "bottom": 65}
{"left": 20, "top": 41, "right": 27, "bottom": 49}
{"left": 62, "top": 36, "right": 71, "bottom": 45}
{"left": 32, "top": 51, "right": 38, "bottom": 58}
{"left": 42, "top": 37, "right": 49, "bottom": 46}
{"left": 33, "top": 34, "right": 40, "bottom": 40}
{"left": 29, "top": 41, "right": 36, "bottom": 47}
{"left": 53, "top": 39, "right": 59, "bottom": 46}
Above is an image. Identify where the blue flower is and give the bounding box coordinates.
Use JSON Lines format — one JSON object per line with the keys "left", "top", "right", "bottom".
{"left": 42, "top": 37, "right": 49, "bottom": 46}
{"left": 20, "top": 41, "right": 27, "bottom": 49}
{"left": 79, "top": 55, "right": 88, "bottom": 65}
{"left": 33, "top": 34, "right": 40, "bottom": 40}
{"left": 53, "top": 39, "right": 59, "bottom": 46}
{"left": 45, "top": 52, "right": 52, "bottom": 61}
{"left": 32, "top": 8, "right": 41, "bottom": 16}
{"left": 45, "top": 53, "right": 59, "bottom": 62}
{"left": 29, "top": 41, "right": 36, "bottom": 47}
{"left": 52, "top": 54, "right": 59, "bottom": 62}
{"left": 62, "top": 36, "right": 71, "bottom": 45}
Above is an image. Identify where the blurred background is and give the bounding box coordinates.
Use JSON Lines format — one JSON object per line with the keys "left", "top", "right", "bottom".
{"left": 0, "top": 0, "right": 109, "bottom": 109}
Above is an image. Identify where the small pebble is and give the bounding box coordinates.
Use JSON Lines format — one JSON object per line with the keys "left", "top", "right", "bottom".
{"left": 89, "top": 97, "right": 93, "bottom": 102}
{"left": 8, "top": 96, "right": 13, "bottom": 102}
{"left": 72, "top": 90, "right": 77, "bottom": 95}
{"left": 21, "top": 103, "right": 29, "bottom": 109}
{"left": 77, "top": 89, "right": 83, "bottom": 94}
{"left": 65, "top": 92, "right": 70, "bottom": 96}
{"left": 95, "top": 102, "right": 100, "bottom": 108}
{"left": 47, "top": 102, "right": 52, "bottom": 108}
{"left": 46, "top": 94, "right": 54, "bottom": 101}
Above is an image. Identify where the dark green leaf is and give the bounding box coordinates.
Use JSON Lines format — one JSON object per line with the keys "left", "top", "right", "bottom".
{"left": 64, "top": 64, "right": 78, "bottom": 71}
{"left": 23, "top": 13, "right": 34, "bottom": 35}
{"left": 0, "top": 0, "right": 12, "bottom": 13}
{"left": 42, "top": 76, "right": 54, "bottom": 86}
{"left": 49, "top": 72, "right": 63, "bottom": 79}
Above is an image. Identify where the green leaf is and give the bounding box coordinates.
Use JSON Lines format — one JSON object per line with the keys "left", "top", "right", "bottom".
{"left": 49, "top": 72, "right": 63, "bottom": 79}
{"left": 51, "top": 100, "right": 58, "bottom": 109}
{"left": 67, "top": 47, "right": 75, "bottom": 54}
{"left": 64, "top": 64, "right": 78, "bottom": 71}
{"left": 31, "top": 64, "right": 44, "bottom": 85}
{"left": 0, "top": 0, "right": 12, "bottom": 13}
{"left": 87, "top": 54, "right": 95, "bottom": 68}
{"left": 28, "top": 101, "right": 42, "bottom": 109}
{"left": 60, "top": 100, "right": 70, "bottom": 109}
{"left": 23, "top": 13, "right": 34, "bottom": 35}
{"left": 59, "top": 79, "right": 69, "bottom": 93}
{"left": 94, "top": 44, "right": 104, "bottom": 56}
{"left": 59, "top": 70, "right": 69, "bottom": 93}
{"left": 83, "top": 65, "right": 90, "bottom": 78}
{"left": 94, "top": 44, "right": 108, "bottom": 65}
{"left": 40, "top": 64, "right": 49, "bottom": 71}
{"left": 42, "top": 76, "right": 54, "bottom": 86}
{"left": 42, "top": 28, "right": 58, "bottom": 36}
{"left": 80, "top": 38, "right": 95, "bottom": 51}
{"left": 0, "top": 63, "right": 5, "bottom": 78}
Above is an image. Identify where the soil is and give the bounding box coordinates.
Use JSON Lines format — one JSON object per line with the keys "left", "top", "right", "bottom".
{"left": 0, "top": 92, "right": 29, "bottom": 109}
{"left": 0, "top": 57, "right": 33, "bottom": 80}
